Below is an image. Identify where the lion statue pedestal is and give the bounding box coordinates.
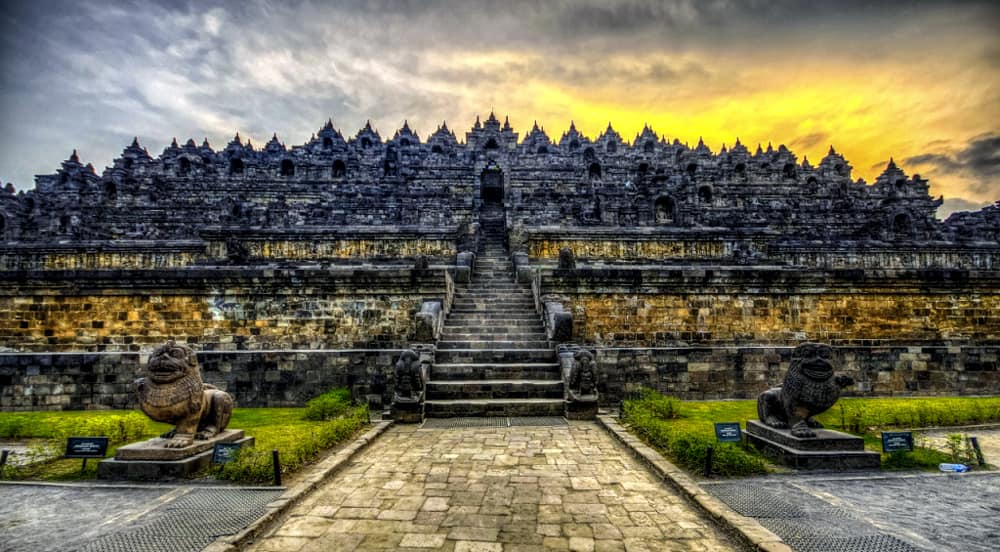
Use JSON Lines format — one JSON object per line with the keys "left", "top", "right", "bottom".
{"left": 98, "top": 341, "right": 254, "bottom": 481}
{"left": 745, "top": 343, "right": 879, "bottom": 470}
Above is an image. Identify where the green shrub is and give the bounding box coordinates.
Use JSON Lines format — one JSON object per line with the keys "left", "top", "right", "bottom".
{"left": 303, "top": 387, "right": 354, "bottom": 421}
{"left": 0, "top": 415, "right": 31, "bottom": 438}
{"left": 217, "top": 404, "right": 369, "bottom": 483}
{"left": 622, "top": 389, "right": 767, "bottom": 477}
{"left": 881, "top": 447, "right": 952, "bottom": 470}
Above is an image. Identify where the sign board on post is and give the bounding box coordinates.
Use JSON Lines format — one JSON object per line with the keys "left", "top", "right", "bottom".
{"left": 212, "top": 442, "right": 244, "bottom": 464}
{"left": 714, "top": 422, "right": 742, "bottom": 443}
{"left": 65, "top": 437, "right": 109, "bottom": 459}
{"left": 881, "top": 431, "right": 914, "bottom": 453}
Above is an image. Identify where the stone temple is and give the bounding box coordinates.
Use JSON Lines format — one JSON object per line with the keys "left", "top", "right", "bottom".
{"left": 0, "top": 113, "right": 997, "bottom": 416}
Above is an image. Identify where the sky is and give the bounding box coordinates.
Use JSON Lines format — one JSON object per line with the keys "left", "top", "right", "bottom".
{"left": 0, "top": 0, "right": 997, "bottom": 218}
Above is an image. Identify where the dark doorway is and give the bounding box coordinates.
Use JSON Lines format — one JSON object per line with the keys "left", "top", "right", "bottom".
{"left": 481, "top": 166, "right": 503, "bottom": 204}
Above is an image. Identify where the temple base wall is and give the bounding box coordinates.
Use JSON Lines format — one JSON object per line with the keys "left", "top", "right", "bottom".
{"left": 2, "top": 345, "right": 996, "bottom": 411}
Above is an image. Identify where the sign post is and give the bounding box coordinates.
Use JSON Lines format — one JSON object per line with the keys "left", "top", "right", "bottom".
{"left": 65, "top": 437, "right": 109, "bottom": 473}
{"left": 881, "top": 431, "right": 914, "bottom": 453}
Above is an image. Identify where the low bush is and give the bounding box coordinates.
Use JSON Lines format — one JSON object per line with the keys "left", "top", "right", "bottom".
{"left": 216, "top": 403, "right": 369, "bottom": 484}
{"left": 826, "top": 397, "right": 1000, "bottom": 433}
{"left": 0, "top": 415, "right": 31, "bottom": 438}
{"left": 623, "top": 389, "right": 767, "bottom": 477}
{"left": 303, "top": 387, "right": 354, "bottom": 421}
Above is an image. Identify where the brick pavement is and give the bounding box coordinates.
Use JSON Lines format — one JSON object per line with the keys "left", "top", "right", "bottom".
{"left": 248, "top": 422, "right": 740, "bottom": 551}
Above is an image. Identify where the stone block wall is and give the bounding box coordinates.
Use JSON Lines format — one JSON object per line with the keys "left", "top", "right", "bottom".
{"left": 0, "top": 267, "right": 447, "bottom": 352}
{"left": 0, "top": 349, "right": 402, "bottom": 411}
{"left": 541, "top": 267, "right": 1000, "bottom": 346}
{"left": 593, "top": 345, "right": 1000, "bottom": 403}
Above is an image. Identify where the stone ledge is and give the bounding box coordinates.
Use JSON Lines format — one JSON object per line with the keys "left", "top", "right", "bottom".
{"left": 205, "top": 420, "right": 392, "bottom": 552}
{"left": 596, "top": 415, "right": 788, "bottom": 552}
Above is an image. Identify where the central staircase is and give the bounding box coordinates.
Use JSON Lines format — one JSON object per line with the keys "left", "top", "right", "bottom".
{"left": 423, "top": 209, "right": 564, "bottom": 417}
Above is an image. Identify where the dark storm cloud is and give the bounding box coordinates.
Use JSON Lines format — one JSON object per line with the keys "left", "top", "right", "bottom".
{"left": 905, "top": 133, "right": 1000, "bottom": 195}
{"left": 0, "top": 0, "right": 997, "bottom": 193}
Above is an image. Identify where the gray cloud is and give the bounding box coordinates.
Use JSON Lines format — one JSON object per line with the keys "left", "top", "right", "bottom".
{"left": 0, "top": 0, "right": 998, "bottom": 192}
{"left": 791, "top": 132, "right": 828, "bottom": 152}
{"left": 938, "top": 197, "right": 992, "bottom": 219}
{"left": 905, "top": 133, "right": 1000, "bottom": 195}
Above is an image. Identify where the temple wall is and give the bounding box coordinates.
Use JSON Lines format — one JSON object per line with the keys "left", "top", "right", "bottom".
{"left": 568, "top": 293, "right": 1000, "bottom": 346}
{"left": 0, "top": 349, "right": 400, "bottom": 411}
{"left": 0, "top": 267, "right": 447, "bottom": 352}
{"left": 0, "top": 233, "right": 460, "bottom": 271}
{"left": 593, "top": 345, "right": 1000, "bottom": 402}
{"left": 3, "top": 345, "right": 996, "bottom": 411}
{"left": 522, "top": 229, "right": 999, "bottom": 269}
{"left": 529, "top": 239, "right": 731, "bottom": 261}
{"left": 541, "top": 267, "right": 1000, "bottom": 347}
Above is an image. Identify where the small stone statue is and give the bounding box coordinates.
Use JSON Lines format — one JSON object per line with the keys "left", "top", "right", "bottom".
{"left": 568, "top": 350, "right": 598, "bottom": 402}
{"left": 413, "top": 254, "right": 429, "bottom": 271}
{"left": 393, "top": 349, "right": 424, "bottom": 404}
{"left": 558, "top": 246, "right": 576, "bottom": 270}
{"left": 757, "top": 342, "right": 854, "bottom": 438}
{"left": 136, "top": 341, "right": 233, "bottom": 448}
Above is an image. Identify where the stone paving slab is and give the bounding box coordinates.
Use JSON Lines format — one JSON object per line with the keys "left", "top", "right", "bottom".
{"left": 248, "top": 422, "right": 742, "bottom": 551}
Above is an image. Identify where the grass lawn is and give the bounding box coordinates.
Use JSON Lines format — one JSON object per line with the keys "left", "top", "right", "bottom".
{"left": 0, "top": 402, "right": 369, "bottom": 483}
{"left": 622, "top": 392, "right": 1000, "bottom": 476}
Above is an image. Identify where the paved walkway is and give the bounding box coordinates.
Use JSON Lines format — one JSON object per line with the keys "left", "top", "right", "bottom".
{"left": 249, "top": 422, "right": 740, "bottom": 552}
{"left": 705, "top": 471, "right": 1000, "bottom": 552}
{"left": 0, "top": 483, "right": 281, "bottom": 551}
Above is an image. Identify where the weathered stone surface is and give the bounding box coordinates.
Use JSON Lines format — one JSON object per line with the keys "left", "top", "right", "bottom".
{"left": 247, "top": 423, "right": 741, "bottom": 552}
{"left": 97, "top": 435, "right": 255, "bottom": 480}
{"left": 746, "top": 421, "right": 880, "bottom": 470}
{"left": 114, "top": 429, "right": 244, "bottom": 461}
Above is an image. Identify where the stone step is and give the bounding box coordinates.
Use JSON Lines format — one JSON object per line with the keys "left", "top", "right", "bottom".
{"left": 441, "top": 325, "right": 545, "bottom": 335}
{"left": 444, "top": 320, "right": 543, "bottom": 328}
{"left": 453, "top": 290, "right": 533, "bottom": 297}
{"left": 432, "top": 362, "right": 561, "bottom": 379}
{"left": 425, "top": 380, "right": 564, "bottom": 400}
{"left": 446, "top": 315, "right": 543, "bottom": 322}
{"left": 424, "top": 398, "right": 565, "bottom": 418}
{"left": 435, "top": 349, "right": 557, "bottom": 363}
{"left": 437, "top": 340, "right": 551, "bottom": 350}
{"left": 451, "top": 299, "right": 535, "bottom": 306}
{"left": 452, "top": 296, "right": 533, "bottom": 303}
{"left": 449, "top": 307, "right": 536, "bottom": 314}
{"left": 440, "top": 333, "right": 548, "bottom": 342}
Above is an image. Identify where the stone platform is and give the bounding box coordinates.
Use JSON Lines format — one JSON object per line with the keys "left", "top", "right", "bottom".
{"left": 746, "top": 420, "right": 881, "bottom": 470}
{"left": 98, "top": 429, "right": 253, "bottom": 481}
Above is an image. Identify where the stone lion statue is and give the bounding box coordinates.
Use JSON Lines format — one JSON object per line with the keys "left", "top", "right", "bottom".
{"left": 757, "top": 342, "right": 854, "bottom": 438}
{"left": 136, "top": 340, "right": 233, "bottom": 448}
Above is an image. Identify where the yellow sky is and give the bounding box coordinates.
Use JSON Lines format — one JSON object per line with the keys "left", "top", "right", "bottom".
{"left": 420, "top": 50, "right": 997, "bottom": 209}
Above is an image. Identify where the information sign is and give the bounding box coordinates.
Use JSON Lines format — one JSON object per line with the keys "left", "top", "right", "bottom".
{"left": 64, "top": 437, "right": 109, "bottom": 459}
{"left": 881, "top": 431, "right": 914, "bottom": 453}
{"left": 212, "top": 442, "right": 243, "bottom": 464}
{"left": 714, "top": 422, "right": 742, "bottom": 443}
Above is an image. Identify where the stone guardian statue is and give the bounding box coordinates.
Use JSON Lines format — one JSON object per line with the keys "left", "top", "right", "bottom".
{"left": 756, "top": 342, "right": 854, "bottom": 438}
{"left": 136, "top": 340, "right": 233, "bottom": 448}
